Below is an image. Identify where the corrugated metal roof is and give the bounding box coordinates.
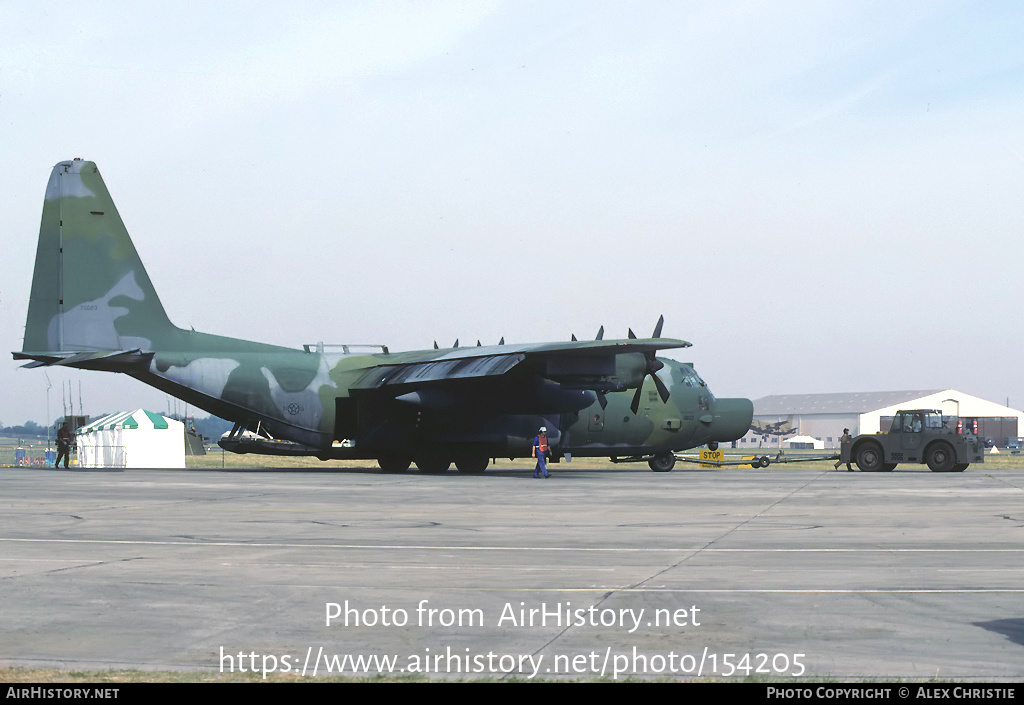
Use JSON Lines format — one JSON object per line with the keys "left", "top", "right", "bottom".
{"left": 753, "top": 391, "right": 944, "bottom": 415}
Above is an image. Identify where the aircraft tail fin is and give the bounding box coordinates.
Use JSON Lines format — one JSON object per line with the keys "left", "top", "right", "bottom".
{"left": 19, "top": 159, "right": 177, "bottom": 368}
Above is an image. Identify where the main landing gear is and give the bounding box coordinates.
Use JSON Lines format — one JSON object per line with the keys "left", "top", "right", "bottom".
{"left": 378, "top": 446, "right": 491, "bottom": 474}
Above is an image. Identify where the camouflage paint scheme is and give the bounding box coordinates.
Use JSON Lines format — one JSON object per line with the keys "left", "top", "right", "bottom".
{"left": 16, "top": 160, "right": 752, "bottom": 472}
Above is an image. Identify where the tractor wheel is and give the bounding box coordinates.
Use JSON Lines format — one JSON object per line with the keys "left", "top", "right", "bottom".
{"left": 926, "top": 443, "right": 956, "bottom": 472}
{"left": 855, "top": 442, "right": 883, "bottom": 472}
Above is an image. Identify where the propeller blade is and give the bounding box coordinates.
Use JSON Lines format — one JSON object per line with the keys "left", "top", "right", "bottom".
{"left": 453, "top": 339, "right": 459, "bottom": 348}
{"left": 628, "top": 328, "right": 636, "bottom": 340}
{"left": 630, "top": 353, "right": 671, "bottom": 414}
{"left": 597, "top": 392, "right": 608, "bottom": 410}
{"left": 595, "top": 326, "right": 604, "bottom": 341}
{"left": 571, "top": 334, "right": 577, "bottom": 341}
{"left": 652, "top": 372, "right": 670, "bottom": 403}
{"left": 652, "top": 315, "right": 664, "bottom": 339}
{"left": 476, "top": 340, "right": 481, "bottom": 347}
{"left": 499, "top": 337, "right": 504, "bottom": 346}
{"left": 630, "top": 384, "right": 643, "bottom": 414}
{"left": 433, "top": 341, "right": 439, "bottom": 350}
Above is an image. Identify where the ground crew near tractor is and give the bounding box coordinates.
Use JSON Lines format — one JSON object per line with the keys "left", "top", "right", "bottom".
{"left": 835, "top": 428, "right": 853, "bottom": 471}
{"left": 532, "top": 426, "right": 550, "bottom": 478}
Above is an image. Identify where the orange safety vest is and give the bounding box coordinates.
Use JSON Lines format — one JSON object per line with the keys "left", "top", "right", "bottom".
{"left": 535, "top": 435, "right": 548, "bottom": 453}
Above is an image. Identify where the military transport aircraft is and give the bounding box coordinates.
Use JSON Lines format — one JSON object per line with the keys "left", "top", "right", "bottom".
{"left": 750, "top": 415, "right": 798, "bottom": 442}
{"left": 15, "top": 159, "right": 753, "bottom": 473}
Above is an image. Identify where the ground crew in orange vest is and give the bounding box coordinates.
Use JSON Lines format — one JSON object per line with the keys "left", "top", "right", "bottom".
{"left": 532, "top": 426, "right": 550, "bottom": 478}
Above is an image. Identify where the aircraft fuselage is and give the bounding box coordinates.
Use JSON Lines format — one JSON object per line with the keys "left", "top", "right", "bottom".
{"left": 16, "top": 159, "right": 753, "bottom": 473}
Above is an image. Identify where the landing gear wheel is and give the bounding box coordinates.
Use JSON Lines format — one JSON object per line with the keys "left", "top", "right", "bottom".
{"left": 416, "top": 447, "right": 451, "bottom": 474}
{"left": 648, "top": 453, "right": 676, "bottom": 472}
{"left": 454, "top": 448, "right": 489, "bottom": 474}
{"left": 707, "top": 441, "right": 719, "bottom": 451}
{"left": 855, "top": 442, "right": 883, "bottom": 472}
{"left": 926, "top": 443, "right": 956, "bottom": 472}
{"left": 377, "top": 456, "right": 412, "bottom": 473}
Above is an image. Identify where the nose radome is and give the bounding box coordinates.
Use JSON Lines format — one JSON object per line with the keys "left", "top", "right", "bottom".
{"left": 709, "top": 398, "right": 754, "bottom": 442}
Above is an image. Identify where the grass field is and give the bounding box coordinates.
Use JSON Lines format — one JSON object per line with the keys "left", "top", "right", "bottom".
{"left": 4, "top": 434, "right": 1021, "bottom": 471}
{"left": 185, "top": 447, "right": 1024, "bottom": 471}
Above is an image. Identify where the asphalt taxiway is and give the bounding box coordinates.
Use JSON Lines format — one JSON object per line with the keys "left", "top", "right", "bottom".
{"left": 1, "top": 465, "right": 1022, "bottom": 680}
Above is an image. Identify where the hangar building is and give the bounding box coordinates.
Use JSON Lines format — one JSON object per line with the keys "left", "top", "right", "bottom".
{"left": 740, "top": 390, "right": 1024, "bottom": 450}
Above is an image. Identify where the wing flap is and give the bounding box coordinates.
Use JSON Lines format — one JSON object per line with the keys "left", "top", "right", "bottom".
{"left": 351, "top": 353, "right": 526, "bottom": 390}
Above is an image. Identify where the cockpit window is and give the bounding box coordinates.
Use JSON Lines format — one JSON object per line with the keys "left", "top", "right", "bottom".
{"left": 902, "top": 413, "right": 923, "bottom": 433}
{"left": 680, "top": 370, "right": 703, "bottom": 388}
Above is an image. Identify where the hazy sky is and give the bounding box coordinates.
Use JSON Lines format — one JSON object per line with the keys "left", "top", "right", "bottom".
{"left": 2, "top": 1, "right": 1022, "bottom": 426}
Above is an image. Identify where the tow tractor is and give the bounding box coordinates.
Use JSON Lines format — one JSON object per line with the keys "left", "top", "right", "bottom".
{"left": 612, "top": 408, "right": 984, "bottom": 472}
{"left": 840, "top": 409, "right": 983, "bottom": 472}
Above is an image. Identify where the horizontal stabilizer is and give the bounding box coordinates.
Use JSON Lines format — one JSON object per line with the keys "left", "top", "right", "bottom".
{"left": 14, "top": 349, "right": 153, "bottom": 372}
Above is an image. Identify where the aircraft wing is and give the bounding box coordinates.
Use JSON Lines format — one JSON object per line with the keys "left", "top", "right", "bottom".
{"left": 348, "top": 337, "right": 692, "bottom": 393}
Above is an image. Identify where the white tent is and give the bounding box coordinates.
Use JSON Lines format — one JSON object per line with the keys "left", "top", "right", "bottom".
{"left": 783, "top": 435, "right": 825, "bottom": 450}
{"left": 76, "top": 409, "right": 185, "bottom": 468}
